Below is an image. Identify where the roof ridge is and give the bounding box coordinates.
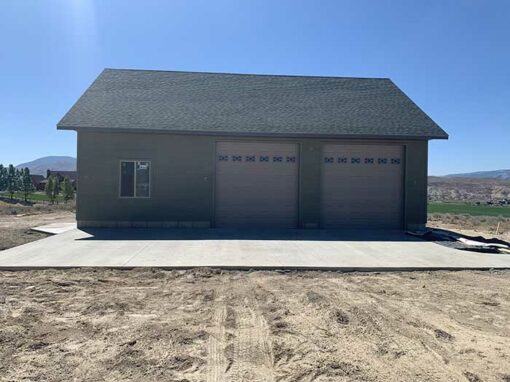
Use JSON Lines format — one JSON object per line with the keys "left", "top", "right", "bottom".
{"left": 103, "top": 68, "right": 391, "bottom": 81}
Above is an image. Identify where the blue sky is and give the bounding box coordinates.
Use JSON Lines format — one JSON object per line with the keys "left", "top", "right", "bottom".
{"left": 0, "top": 0, "right": 508, "bottom": 175}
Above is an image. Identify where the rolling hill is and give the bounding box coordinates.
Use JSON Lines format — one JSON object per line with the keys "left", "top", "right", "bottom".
{"left": 428, "top": 176, "right": 510, "bottom": 202}
{"left": 445, "top": 169, "right": 510, "bottom": 180}
{"left": 16, "top": 156, "right": 76, "bottom": 175}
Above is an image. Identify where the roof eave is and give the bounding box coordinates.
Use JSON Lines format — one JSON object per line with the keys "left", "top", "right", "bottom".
{"left": 56, "top": 124, "right": 448, "bottom": 141}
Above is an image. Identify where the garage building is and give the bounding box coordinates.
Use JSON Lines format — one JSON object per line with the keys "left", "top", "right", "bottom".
{"left": 57, "top": 69, "right": 448, "bottom": 230}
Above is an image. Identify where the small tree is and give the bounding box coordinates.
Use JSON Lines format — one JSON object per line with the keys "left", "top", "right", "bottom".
{"left": 6, "top": 165, "right": 17, "bottom": 199}
{"left": 0, "top": 165, "right": 6, "bottom": 191}
{"left": 45, "top": 175, "right": 60, "bottom": 204}
{"left": 52, "top": 176, "right": 60, "bottom": 204}
{"left": 15, "top": 168, "right": 23, "bottom": 195}
{"left": 44, "top": 176, "right": 53, "bottom": 203}
{"left": 61, "top": 176, "right": 74, "bottom": 203}
{"left": 21, "top": 168, "right": 34, "bottom": 202}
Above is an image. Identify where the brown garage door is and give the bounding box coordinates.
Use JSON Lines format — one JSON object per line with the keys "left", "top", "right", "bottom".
{"left": 215, "top": 141, "right": 299, "bottom": 228}
{"left": 321, "top": 144, "right": 403, "bottom": 229}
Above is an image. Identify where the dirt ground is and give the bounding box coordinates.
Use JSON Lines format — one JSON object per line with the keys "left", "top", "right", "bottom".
{"left": 0, "top": 200, "right": 75, "bottom": 250}
{"left": 0, "top": 268, "right": 509, "bottom": 381}
{"left": 428, "top": 213, "right": 510, "bottom": 242}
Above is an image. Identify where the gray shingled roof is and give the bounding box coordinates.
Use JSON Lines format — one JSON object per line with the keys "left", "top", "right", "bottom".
{"left": 57, "top": 69, "right": 448, "bottom": 139}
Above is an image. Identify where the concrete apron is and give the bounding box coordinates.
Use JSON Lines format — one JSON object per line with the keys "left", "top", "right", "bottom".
{"left": 31, "top": 223, "right": 77, "bottom": 235}
{"left": 1, "top": 228, "right": 510, "bottom": 271}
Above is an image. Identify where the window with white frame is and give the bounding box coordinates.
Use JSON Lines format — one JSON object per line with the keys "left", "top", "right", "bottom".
{"left": 120, "top": 160, "right": 151, "bottom": 198}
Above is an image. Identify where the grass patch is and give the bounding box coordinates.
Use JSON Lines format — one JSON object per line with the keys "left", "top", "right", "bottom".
{"left": 0, "top": 192, "right": 65, "bottom": 203}
{"left": 428, "top": 202, "right": 510, "bottom": 217}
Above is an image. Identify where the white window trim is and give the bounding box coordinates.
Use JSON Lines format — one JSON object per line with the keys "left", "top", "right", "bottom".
{"left": 119, "top": 160, "right": 151, "bottom": 199}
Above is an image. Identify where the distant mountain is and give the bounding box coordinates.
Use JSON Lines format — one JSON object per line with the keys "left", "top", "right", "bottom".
{"left": 445, "top": 169, "right": 510, "bottom": 180}
{"left": 16, "top": 156, "right": 76, "bottom": 176}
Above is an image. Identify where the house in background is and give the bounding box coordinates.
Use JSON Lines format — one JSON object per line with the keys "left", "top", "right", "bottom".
{"left": 29, "top": 174, "right": 45, "bottom": 191}
{"left": 57, "top": 69, "right": 448, "bottom": 229}
{"left": 38, "top": 169, "right": 78, "bottom": 191}
{"left": 45, "top": 170, "right": 77, "bottom": 189}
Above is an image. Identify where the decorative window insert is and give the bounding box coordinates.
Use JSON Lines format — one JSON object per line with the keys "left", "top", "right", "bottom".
{"left": 286, "top": 156, "right": 296, "bottom": 163}
{"left": 391, "top": 158, "right": 401, "bottom": 165}
{"left": 232, "top": 155, "right": 242, "bottom": 162}
{"left": 218, "top": 155, "right": 229, "bottom": 161}
{"left": 378, "top": 158, "right": 387, "bottom": 164}
{"left": 273, "top": 156, "right": 283, "bottom": 162}
{"left": 245, "top": 155, "right": 256, "bottom": 162}
{"left": 337, "top": 157, "right": 348, "bottom": 164}
{"left": 120, "top": 160, "right": 150, "bottom": 198}
{"left": 259, "top": 156, "right": 269, "bottom": 162}
{"left": 364, "top": 158, "right": 374, "bottom": 164}
{"left": 351, "top": 157, "right": 361, "bottom": 164}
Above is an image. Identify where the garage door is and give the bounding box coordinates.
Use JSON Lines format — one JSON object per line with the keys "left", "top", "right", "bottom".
{"left": 215, "top": 141, "right": 299, "bottom": 228}
{"left": 321, "top": 144, "right": 403, "bottom": 229}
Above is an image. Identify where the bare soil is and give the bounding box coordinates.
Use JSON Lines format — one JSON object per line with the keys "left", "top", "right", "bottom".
{"left": 1, "top": 269, "right": 509, "bottom": 381}
{"left": 428, "top": 213, "right": 510, "bottom": 242}
{"left": 0, "top": 200, "right": 75, "bottom": 250}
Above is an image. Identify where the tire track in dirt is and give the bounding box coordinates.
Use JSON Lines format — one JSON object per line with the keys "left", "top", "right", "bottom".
{"left": 227, "top": 292, "right": 275, "bottom": 382}
{"left": 207, "top": 304, "right": 227, "bottom": 382}
{"left": 251, "top": 277, "right": 373, "bottom": 382}
{"left": 322, "top": 276, "right": 455, "bottom": 380}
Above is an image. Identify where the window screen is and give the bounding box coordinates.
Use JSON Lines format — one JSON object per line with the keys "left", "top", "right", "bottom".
{"left": 135, "top": 161, "right": 150, "bottom": 197}
{"left": 120, "top": 160, "right": 150, "bottom": 197}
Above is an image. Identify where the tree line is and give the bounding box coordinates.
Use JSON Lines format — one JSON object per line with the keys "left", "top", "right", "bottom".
{"left": 0, "top": 164, "right": 74, "bottom": 204}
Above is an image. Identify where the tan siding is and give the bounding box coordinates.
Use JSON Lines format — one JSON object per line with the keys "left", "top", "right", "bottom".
{"left": 76, "top": 132, "right": 427, "bottom": 230}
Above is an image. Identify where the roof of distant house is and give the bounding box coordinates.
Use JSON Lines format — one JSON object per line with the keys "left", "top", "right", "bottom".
{"left": 29, "top": 174, "right": 45, "bottom": 182}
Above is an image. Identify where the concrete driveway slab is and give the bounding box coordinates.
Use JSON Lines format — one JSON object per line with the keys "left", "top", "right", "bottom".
{"left": 1, "top": 228, "right": 509, "bottom": 270}
{"left": 31, "top": 222, "right": 77, "bottom": 235}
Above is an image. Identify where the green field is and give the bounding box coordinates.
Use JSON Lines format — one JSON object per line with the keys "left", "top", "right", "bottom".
{"left": 0, "top": 192, "right": 65, "bottom": 203}
{"left": 428, "top": 202, "right": 510, "bottom": 217}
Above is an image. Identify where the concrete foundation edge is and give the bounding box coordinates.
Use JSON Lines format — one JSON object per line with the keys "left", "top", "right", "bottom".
{"left": 77, "top": 220, "right": 211, "bottom": 229}
{"left": 0, "top": 265, "right": 507, "bottom": 272}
